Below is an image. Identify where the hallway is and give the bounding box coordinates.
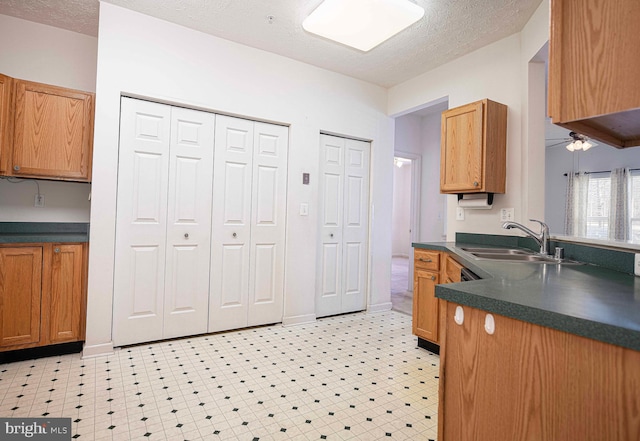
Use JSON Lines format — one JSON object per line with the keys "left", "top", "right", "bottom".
{"left": 391, "top": 256, "right": 412, "bottom": 316}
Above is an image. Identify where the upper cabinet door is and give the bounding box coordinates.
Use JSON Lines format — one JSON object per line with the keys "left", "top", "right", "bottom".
{"left": 440, "top": 99, "right": 507, "bottom": 194}
{"left": 548, "top": 0, "right": 640, "bottom": 148}
{"left": 11, "top": 80, "right": 94, "bottom": 181}
{"left": 440, "top": 101, "right": 484, "bottom": 193}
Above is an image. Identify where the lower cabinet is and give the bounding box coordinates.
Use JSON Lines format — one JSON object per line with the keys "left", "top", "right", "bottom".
{"left": 439, "top": 302, "right": 640, "bottom": 441}
{"left": 0, "top": 243, "right": 87, "bottom": 351}
{"left": 412, "top": 250, "right": 463, "bottom": 345}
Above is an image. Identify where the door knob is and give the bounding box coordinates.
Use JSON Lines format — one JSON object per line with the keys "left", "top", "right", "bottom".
{"left": 233, "top": 232, "right": 237, "bottom": 238}
{"left": 184, "top": 233, "right": 189, "bottom": 239}
{"left": 330, "top": 233, "right": 334, "bottom": 238}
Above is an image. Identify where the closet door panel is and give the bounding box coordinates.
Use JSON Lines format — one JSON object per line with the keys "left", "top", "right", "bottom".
{"left": 113, "top": 98, "right": 170, "bottom": 346}
{"left": 248, "top": 122, "right": 288, "bottom": 327}
{"left": 316, "top": 135, "right": 344, "bottom": 317}
{"left": 341, "top": 139, "right": 370, "bottom": 313}
{"left": 163, "top": 107, "right": 214, "bottom": 339}
{"left": 210, "top": 115, "right": 253, "bottom": 332}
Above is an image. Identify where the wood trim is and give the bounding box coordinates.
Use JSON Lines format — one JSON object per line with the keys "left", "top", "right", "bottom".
{"left": 0, "top": 73, "right": 13, "bottom": 174}
{"left": 548, "top": 0, "right": 563, "bottom": 121}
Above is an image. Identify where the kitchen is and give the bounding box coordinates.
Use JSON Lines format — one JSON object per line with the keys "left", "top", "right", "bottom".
{"left": 1, "top": 0, "right": 639, "bottom": 439}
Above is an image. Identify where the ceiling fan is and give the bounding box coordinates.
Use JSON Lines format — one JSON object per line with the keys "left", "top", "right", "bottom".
{"left": 546, "top": 132, "right": 597, "bottom": 151}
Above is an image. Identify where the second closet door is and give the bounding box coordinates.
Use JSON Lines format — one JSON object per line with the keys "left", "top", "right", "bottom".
{"left": 316, "top": 134, "right": 370, "bottom": 318}
{"left": 209, "top": 115, "right": 288, "bottom": 332}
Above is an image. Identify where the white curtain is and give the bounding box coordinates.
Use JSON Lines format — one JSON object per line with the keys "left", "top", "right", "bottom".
{"left": 565, "top": 172, "right": 589, "bottom": 237}
{"left": 609, "top": 168, "right": 629, "bottom": 241}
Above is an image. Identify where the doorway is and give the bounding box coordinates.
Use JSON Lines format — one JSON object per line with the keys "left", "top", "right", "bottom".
{"left": 391, "top": 154, "right": 420, "bottom": 315}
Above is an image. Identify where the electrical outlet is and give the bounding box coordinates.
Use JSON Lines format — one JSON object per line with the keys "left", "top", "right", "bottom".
{"left": 34, "top": 194, "right": 45, "bottom": 208}
{"left": 456, "top": 207, "right": 465, "bottom": 221}
{"left": 500, "top": 208, "right": 514, "bottom": 222}
{"left": 634, "top": 254, "right": 640, "bottom": 276}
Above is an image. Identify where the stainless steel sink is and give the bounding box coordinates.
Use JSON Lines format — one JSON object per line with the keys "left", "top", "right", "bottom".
{"left": 460, "top": 247, "right": 532, "bottom": 255}
{"left": 469, "top": 252, "right": 558, "bottom": 263}
{"left": 459, "top": 247, "right": 561, "bottom": 263}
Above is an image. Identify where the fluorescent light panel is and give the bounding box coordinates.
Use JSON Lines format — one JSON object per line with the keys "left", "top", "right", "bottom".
{"left": 303, "top": 0, "right": 425, "bottom": 52}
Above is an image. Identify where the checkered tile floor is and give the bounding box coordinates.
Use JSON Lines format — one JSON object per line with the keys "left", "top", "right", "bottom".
{"left": 0, "top": 311, "right": 439, "bottom": 440}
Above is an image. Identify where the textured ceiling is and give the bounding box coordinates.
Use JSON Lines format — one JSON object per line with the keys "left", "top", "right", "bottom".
{"left": 0, "top": 0, "right": 543, "bottom": 88}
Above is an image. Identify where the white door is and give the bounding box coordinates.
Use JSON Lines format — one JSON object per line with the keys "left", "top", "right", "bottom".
{"left": 209, "top": 116, "right": 288, "bottom": 332}
{"left": 247, "top": 122, "right": 288, "bottom": 326}
{"left": 209, "top": 116, "right": 254, "bottom": 332}
{"left": 162, "top": 106, "right": 215, "bottom": 339}
{"left": 316, "top": 134, "right": 370, "bottom": 318}
{"left": 113, "top": 98, "right": 214, "bottom": 346}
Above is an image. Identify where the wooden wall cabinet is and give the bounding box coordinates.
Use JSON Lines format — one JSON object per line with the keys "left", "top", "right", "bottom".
{"left": 440, "top": 99, "right": 507, "bottom": 194}
{"left": 438, "top": 302, "right": 640, "bottom": 440}
{"left": 548, "top": 0, "right": 640, "bottom": 148}
{"left": 0, "top": 75, "right": 94, "bottom": 181}
{"left": 413, "top": 251, "right": 464, "bottom": 345}
{"left": 0, "top": 243, "right": 87, "bottom": 351}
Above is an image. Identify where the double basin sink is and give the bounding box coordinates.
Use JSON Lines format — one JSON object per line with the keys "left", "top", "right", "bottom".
{"left": 460, "top": 247, "right": 562, "bottom": 264}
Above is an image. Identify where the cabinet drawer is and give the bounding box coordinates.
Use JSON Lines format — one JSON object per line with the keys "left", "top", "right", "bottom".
{"left": 414, "top": 249, "right": 440, "bottom": 271}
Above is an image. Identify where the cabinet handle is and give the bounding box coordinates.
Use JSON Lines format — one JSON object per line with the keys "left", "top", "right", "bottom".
{"left": 430, "top": 275, "right": 436, "bottom": 281}
{"left": 454, "top": 306, "right": 464, "bottom": 325}
{"left": 13, "top": 165, "right": 20, "bottom": 171}
{"left": 484, "top": 314, "right": 496, "bottom": 335}
{"left": 54, "top": 247, "right": 60, "bottom": 253}
{"left": 232, "top": 232, "right": 237, "bottom": 238}
{"left": 419, "top": 258, "right": 432, "bottom": 263}
{"left": 473, "top": 181, "right": 479, "bottom": 187}
{"left": 184, "top": 233, "right": 189, "bottom": 239}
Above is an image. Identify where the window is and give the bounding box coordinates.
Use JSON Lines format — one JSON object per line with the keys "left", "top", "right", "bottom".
{"left": 566, "top": 168, "right": 640, "bottom": 243}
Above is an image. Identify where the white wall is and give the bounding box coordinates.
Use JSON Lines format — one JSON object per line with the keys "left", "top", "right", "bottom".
{"left": 85, "top": 3, "right": 395, "bottom": 356}
{"left": 388, "top": 0, "right": 551, "bottom": 240}
{"left": 0, "top": 14, "right": 97, "bottom": 222}
{"left": 394, "top": 112, "right": 446, "bottom": 243}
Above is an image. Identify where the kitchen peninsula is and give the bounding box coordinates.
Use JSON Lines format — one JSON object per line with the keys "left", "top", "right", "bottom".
{"left": 413, "top": 235, "right": 640, "bottom": 441}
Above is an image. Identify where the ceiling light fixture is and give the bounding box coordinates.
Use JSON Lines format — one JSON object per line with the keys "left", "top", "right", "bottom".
{"left": 302, "top": 0, "right": 425, "bottom": 52}
{"left": 566, "top": 132, "right": 596, "bottom": 152}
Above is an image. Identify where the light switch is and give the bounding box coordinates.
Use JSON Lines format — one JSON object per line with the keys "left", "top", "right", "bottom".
{"left": 300, "top": 203, "right": 309, "bottom": 216}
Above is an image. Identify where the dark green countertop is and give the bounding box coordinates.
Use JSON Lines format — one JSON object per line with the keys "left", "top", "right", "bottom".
{"left": 413, "top": 240, "right": 640, "bottom": 352}
{"left": 0, "top": 222, "right": 89, "bottom": 243}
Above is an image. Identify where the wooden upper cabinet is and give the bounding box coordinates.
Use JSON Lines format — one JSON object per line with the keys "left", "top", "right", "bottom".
{"left": 9, "top": 79, "right": 94, "bottom": 181}
{"left": 548, "top": 0, "right": 640, "bottom": 148}
{"left": 440, "top": 99, "right": 507, "bottom": 194}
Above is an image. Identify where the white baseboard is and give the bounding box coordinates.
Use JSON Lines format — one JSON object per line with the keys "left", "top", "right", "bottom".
{"left": 282, "top": 314, "right": 316, "bottom": 327}
{"left": 367, "top": 302, "right": 393, "bottom": 313}
{"left": 82, "top": 342, "right": 114, "bottom": 359}
{"left": 392, "top": 254, "right": 410, "bottom": 259}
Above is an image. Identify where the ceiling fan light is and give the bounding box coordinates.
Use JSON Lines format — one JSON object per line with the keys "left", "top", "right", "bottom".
{"left": 302, "top": 0, "right": 425, "bottom": 52}
{"left": 581, "top": 140, "right": 595, "bottom": 151}
{"left": 566, "top": 141, "right": 575, "bottom": 152}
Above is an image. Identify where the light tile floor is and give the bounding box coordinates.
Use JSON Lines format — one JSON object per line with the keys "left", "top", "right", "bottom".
{"left": 0, "top": 311, "right": 439, "bottom": 440}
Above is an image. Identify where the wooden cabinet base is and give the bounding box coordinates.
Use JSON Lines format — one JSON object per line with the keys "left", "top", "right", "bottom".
{"left": 439, "top": 302, "right": 640, "bottom": 441}
{"left": 0, "top": 243, "right": 87, "bottom": 352}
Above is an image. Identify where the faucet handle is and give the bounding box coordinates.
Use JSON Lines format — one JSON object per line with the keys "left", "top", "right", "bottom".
{"left": 529, "top": 219, "right": 549, "bottom": 230}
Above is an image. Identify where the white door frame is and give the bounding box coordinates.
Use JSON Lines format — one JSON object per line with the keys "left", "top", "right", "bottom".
{"left": 393, "top": 150, "right": 421, "bottom": 291}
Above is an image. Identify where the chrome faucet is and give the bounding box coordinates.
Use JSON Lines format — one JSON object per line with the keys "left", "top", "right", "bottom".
{"left": 502, "top": 219, "right": 550, "bottom": 255}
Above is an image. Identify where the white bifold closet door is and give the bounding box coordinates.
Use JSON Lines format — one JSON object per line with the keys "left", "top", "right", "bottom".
{"left": 209, "top": 115, "right": 288, "bottom": 333}
{"left": 113, "top": 98, "right": 214, "bottom": 346}
{"left": 316, "top": 134, "right": 370, "bottom": 318}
